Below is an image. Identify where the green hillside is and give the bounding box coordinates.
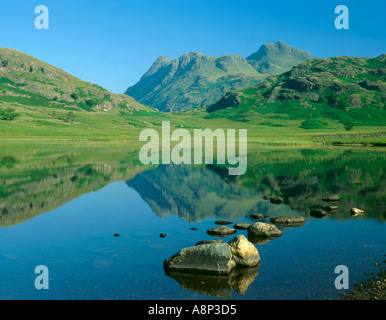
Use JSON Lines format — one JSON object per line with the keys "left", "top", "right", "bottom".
{"left": 0, "top": 48, "right": 151, "bottom": 114}
{"left": 206, "top": 54, "right": 386, "bottom": 126}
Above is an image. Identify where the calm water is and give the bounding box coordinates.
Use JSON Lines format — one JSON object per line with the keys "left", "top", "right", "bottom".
{"left": 0, "top": 143, "right": 385, "bottom": 300}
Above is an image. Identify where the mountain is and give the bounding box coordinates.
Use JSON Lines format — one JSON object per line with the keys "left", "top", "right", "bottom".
{"left": 206, "top": 54, "right": 386, "bottom": 125}
{"left": 246, "top": 41, "right": 314, "bottom": 75}
{"left": 125, "top": 42, "right": 312, "bottom": 112}
{"left": 125, "top": 52, "right": 266, "bottom": 112}
{"left": 0, "top": 48, "right": 151, "bottom": 113}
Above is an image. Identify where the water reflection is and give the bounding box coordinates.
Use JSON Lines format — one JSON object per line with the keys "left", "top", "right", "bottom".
{"left": 0, "top": 144, "right": 385, "bottom": 228}
{"left": 165, "top": 266, "right": 259, "bottom": 299}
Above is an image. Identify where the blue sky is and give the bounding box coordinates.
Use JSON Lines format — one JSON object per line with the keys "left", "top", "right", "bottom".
{"left": 1, "top": 0, "right": 385, "bottom": 94}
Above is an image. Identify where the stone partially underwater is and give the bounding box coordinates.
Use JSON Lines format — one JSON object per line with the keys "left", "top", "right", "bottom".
{"left": 163, "top": 235, "right": 260, "bottom": 275}
{"left": 163, "top": 235, "right": 260, "bottom": 298}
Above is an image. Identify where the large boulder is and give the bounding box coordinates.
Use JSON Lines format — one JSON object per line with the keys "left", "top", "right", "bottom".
{"left": 228, "top": 235, "right": 260, "bottom": 267}
{"left": 247, "top": 222, "right": 283, "bottom": 238}
{"left": 163, "top": 243, "right": 236, "bottom": 275}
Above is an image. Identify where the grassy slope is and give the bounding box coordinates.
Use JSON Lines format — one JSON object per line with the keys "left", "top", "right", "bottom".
{"left": 0, "top": 47, "right": 152, "bottom": 113}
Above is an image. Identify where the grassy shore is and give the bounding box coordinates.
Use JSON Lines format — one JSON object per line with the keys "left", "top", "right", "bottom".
{"left": 1, "top": 103, "right": 385, "bottom": 144}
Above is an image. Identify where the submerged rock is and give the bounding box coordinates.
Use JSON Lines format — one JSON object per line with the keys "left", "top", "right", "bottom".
{"left": 113, "top": 233, "right": 120, "bottom": 237}
{"left": 270, "top": 197, "right": 284, "bottom": 204}
{"left": 159, "top": 233, "right": 167, "bottom": 238}
{"left": 350, "top": 207, "right": 365, "bottom": 217}
{"left": 247, "top": 222, "right": 283, "bottom": 238}
{"left": 233, "top": 222, "right": 251, "bottom": 230}
{"left": 207, "top": 226, "right": 237, "bottom": 237}
{"left": 270, "top": 216, "right": 305, "bottom": 226}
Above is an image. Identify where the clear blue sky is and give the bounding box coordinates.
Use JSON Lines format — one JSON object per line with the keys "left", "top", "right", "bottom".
{"left": 1, "top": 0, "right": 385, "bottom": 94}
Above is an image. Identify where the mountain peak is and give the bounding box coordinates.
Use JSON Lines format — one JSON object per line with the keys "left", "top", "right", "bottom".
{"left": 246, "top": 41, "right": 313, "bottom": 75}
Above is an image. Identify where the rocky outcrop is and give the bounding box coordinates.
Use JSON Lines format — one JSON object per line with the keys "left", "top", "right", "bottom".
{"left": 207, "top": 91, "right": 241, "bottom": 112}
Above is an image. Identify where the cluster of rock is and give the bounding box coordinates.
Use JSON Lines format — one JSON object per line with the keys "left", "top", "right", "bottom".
{"left": 164, "top": 235, "right": 260, "bottom": 275}
{"left": 309, "top": 195, "right": 365, "bottom": 218}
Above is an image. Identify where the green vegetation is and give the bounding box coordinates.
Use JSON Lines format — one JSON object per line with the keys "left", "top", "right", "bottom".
{"left": 205, "top": 54, "right": 386, "bottom": 128}
{"left": 0, "top": 47, "right": 384, "bottom": 146}
{"left": 0, "top": 106, "right": 18, "bottom": 121}
{"left": 0, "top": 48, "right": 152, "bottom": 114}
{"left": 344, "top": 120, "right": 354, "bottom": 131}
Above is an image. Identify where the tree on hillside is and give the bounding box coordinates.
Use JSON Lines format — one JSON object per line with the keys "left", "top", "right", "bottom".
{"left": 0, "top": 107, "right": 18, "bottom": 121}
{"left": 343, "top": 121, "right": 354, "bottom": 131}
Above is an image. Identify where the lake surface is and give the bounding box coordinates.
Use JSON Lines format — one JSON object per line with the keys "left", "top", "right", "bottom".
{"left": 0, "top": 142, "right": 385, "bottom": 300}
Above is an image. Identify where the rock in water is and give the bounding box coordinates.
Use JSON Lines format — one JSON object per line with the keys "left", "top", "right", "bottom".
{"left": 228, "top": 235, "right": 260, "bottom": 267}
{"left": 207, "top": 226, "right": 237, "bottom": 237}
{"left": 322, "top": 205, "right": 339, "bottom": 211}
{"left": 270, "top": 197, "right": 284, "bottom": 204}
{"left": 159, "top": 233, "right": 167, "bottom": 238}
{"left": 250, "top": 214, "right": 266, "bottom": 219}
{"left": 164, "top": 235, "right": 260, "bottom": 276}
{"left": 163, "top": 243, "right": 236, "bottom": 275}
{"left": 322, "top": 195, "right": 340, "bottom": 202}
{"left": 233, "top": 222, "right": 252, "bottom": 230}
{"left": 214, "top": 220, "right": 233, "bottom": 225}
{"left": 350, "top": 207, "right": 364, "bottom": 216}
{"left": 247, "top": 222, "right": 283, "bottom": 238}
{"left": 270, "top": 216, "right": 305, "bottom": 226}
{"left": 113, "top": 233, "right": 120, "bottom": 237}
{"left": 310, "top": 209, "right": 326, "bottom": 218}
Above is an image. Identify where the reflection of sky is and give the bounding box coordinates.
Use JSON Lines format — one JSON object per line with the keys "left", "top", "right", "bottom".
{"left": 0, "top": 180, "right": 384, "bottom": 300}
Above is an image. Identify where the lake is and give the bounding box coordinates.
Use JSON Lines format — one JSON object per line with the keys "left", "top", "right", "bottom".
{"left": 0, "top": 142, "right": 385, "bottom": 300}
